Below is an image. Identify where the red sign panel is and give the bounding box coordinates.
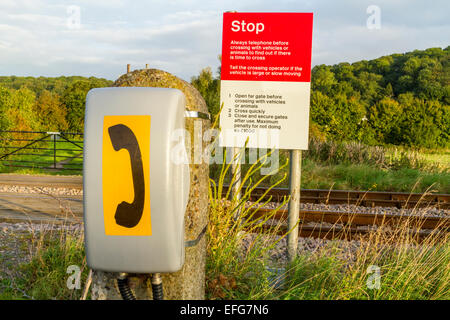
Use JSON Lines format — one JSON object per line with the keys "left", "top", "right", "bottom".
{"left": 221, "top": 12, "right": 313, "bottom": 83}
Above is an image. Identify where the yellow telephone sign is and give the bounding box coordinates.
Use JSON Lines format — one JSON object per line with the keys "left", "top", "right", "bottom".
{"left": 102, "top": 115, "right": 151, "bottom": 236}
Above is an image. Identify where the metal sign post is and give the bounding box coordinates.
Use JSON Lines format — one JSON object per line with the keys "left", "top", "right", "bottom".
{"left": 226, "top": 11, "right": 242, "bottom": 219}
{"left": 231, "top": 146, "right": 242, "bottom": 219}
{"left": 219, "top": 12, "right": 313, "bottom": 264}
{"left": 287, "top": 149, "right": 301, "bottom": 263}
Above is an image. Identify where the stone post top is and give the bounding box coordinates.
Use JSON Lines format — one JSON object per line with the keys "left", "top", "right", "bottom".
{"left": 113, "top": 68, "right": 208, "bottom": 113}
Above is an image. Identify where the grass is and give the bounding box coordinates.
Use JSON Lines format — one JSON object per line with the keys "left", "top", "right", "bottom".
{"left": 206, "top": 147, "right": 290, "bottom": 299}
{"left": 205, "top": 147, "right": 450, "bottom": 300}
{"left": 0, "top": 136, "right": 448, "bottom": 300}
{"left": 209, "top": 139, "right": 450, "bottom": 193}
{"left": 421, "top": 151, "right": 450, "bottom": 169}
{"left": 288, "top": 242, "right": 448, "bottom": 299}
{"left": 0, "top": 136, "right": 83, "bottom": 176}
{"left": 1, "top": 155, "right": 448, "bottom": 300}
{"left": 206, "top": 197, "right": 450, "bottom": 300}
{"left": 277, "top": 236, "right": 449, "bottom": 300}
{"left": 301, "top": 160, "right": 450, "bottom": 193}
{"left": 20, "top": 227, "right": 87, "bottom": 299}
{"left": 0, "top": 222, "right": 88, "bottom": 300}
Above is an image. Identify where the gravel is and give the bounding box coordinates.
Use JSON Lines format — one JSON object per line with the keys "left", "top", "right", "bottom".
{"left": 0, "top": 221, "right": 83, "bottom": 233}
{"left": 0, "top": 184, "right": 447, "bottom": 217}
{"left": 0, "top": 185, "right": 82, "bottom": 196}
{"left": 0, "top": 221, "right": 83, "bottom": 284}
{"left": 0, "top": 183, "right": 84, "bottom": 279}
{"left": 239, "top": 232, "right": 362, "bottom": 265}
{"left": 262, "top": 201, "right": 449, "bottom": 217}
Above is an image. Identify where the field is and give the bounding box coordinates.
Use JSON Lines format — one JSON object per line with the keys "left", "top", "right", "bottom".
{"left": 0, "top": 133, "right": 83, "bottom": 176}
{"left": 1, "top": 135, "right": 449, "bottom": 193}
{"left": 210, "top": 140, "right": 450, "bottom": 194}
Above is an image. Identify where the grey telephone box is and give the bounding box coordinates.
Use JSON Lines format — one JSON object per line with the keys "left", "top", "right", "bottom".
{"left": 83, "top": 87, "right": 190, "bottom": 273}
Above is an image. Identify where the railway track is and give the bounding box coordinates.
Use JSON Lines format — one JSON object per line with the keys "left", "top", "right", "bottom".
{"left": 0, "top": 175, "right": 448, "bottom": 242}
{"left": 1, "top": 175, "right": 446, "bottom": 210}
{"left": 223, "top": 184, "right": 450, "bottom": 242}
{"left": 245, "top": 207, "right": 449, "bottom": 242}
{"left": 222, "top": 184, "right": 450, "bottom": 209}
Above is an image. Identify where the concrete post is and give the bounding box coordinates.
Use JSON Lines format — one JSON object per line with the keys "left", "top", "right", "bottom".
{"left": 90, "top": 68, "right": 210, "bottom": 300}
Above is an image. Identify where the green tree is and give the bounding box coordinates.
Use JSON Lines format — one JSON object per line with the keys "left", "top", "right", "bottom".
{"left": 0, "top": 86, "right": 13, "bottom": 131}
{"left": 309, "top": 46, "right": 449, "bottom": 148}
{"left": 398, "top": 94, "right": 449, "bottom": 148}
{"left": 6, "top": 87, "right": 40, "bottom": 132}
{"left": 368, "top": 98, "right": 403, "bottom": 144}
{"left": 62, "top": 79, "right": 110, "bottom": 132}
{"left": 310, "top": 91, "right": 335, "bottom": 136}
{"left": 191, "top": 67, "right": 221, "bottom": 119}
{"left": 311, "top": 65, "right": 336, "bottom": 94}
{"left": 34, "top": 90, "right": 68, "bottom": 131}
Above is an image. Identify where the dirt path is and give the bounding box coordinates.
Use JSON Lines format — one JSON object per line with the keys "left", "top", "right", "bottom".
{"left": 0, "top": 174, "right": 82, "bottom": 189}
{"left": 0, "top": 192, "right": 82, "bottom": 223}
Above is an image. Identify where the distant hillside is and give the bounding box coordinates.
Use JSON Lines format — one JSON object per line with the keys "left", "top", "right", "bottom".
{"left": 313, "top": 46, "right": 449, "bottom": 105}
{"left": 192, "top": 46, "right": 449, "bottom": 148}
{"left": 310, "top": 46, "right": 449, "bottom": 148}
{"left": 0, "top": 75, "right": 112, "bottom": 97}
{"left": 0, "top": 76, "right": 113, "bottom": 133}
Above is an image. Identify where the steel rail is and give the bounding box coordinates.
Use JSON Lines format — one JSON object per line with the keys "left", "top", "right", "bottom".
{"left": 0, "top": 192, "right": 82, "bottom": 202}
{"left": 252, "top": 223, "right": 444, "bottom": 242}
{"left": 222, "top": 185, "right": 450, "bottom": 209}
{"left": 247, "top": 207, "right": 450, "bottom": 231}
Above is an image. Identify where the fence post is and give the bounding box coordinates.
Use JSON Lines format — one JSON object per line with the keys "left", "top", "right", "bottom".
{"left": 0, "top": 131, "right": 82, "bottom": 172}
{"left": 53, "top": 134, "right": 56, "bottom": 169}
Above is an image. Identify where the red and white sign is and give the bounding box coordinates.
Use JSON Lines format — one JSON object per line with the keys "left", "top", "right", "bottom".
{"left": 219, "top": 12, "right": 313, "bottom": 149}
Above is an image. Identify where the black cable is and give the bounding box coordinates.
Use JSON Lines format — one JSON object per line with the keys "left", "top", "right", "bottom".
{"left": 151, "top": 282, "right": 164, "bottom": 300}
{"left": 151, "top": 273, "right": 164, "bottom": 300}
{"left": 117, "top": 273, "right": 163, "bottom": 300}
{"left": 117, "top": 276, "right": 136, "bottom": 300}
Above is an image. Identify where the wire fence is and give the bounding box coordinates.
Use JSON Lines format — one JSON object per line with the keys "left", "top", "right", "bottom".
{"left": 0, "top": 130, "right": 83, "bottom": 172}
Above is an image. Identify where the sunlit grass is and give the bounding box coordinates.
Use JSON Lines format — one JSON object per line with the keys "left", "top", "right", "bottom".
{"left": 0, "top": 139, "right": 83, "bottom": 175}
{"left": 0, "top": 220, "right": 88, "bottom": 300}
{"left": 206, "top": 149, "right": 450, "bottom": 300}
{"left": 301, "top": 161, "right": 450, "bottom": 193}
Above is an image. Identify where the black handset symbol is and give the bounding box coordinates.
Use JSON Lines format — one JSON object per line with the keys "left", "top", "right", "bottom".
{"left": 108, "top": 124, "right": 145, "bottom": 228}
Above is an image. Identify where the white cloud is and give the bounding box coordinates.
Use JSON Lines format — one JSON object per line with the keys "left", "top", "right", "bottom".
{"left": 0, "top": 0, "right": 448, "bottom": 81}
{"left": 6, "top": 13, "right": 66, "bottom": 27}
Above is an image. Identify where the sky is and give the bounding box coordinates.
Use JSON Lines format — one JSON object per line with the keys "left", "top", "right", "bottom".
{"left": 0, "top": 0, "right": 448, "bottom": 82}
